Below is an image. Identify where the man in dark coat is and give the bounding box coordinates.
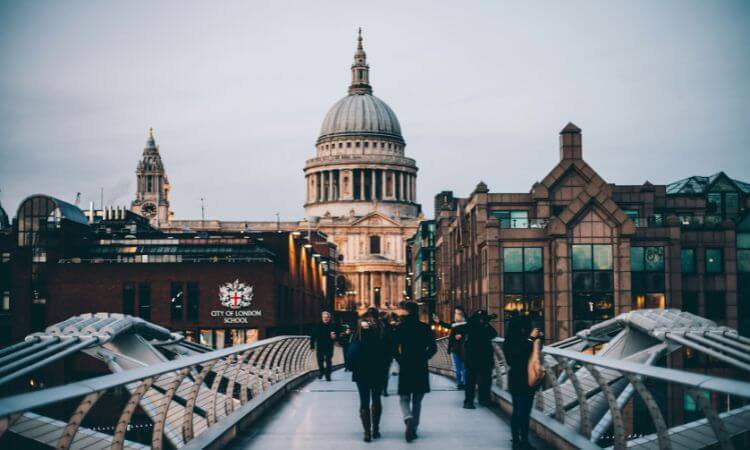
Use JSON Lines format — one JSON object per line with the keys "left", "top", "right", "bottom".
{"left": 463, "top": 310, "right": 498, "bottom": 409}
{"left": 393, "top": 301, "right": 437, "bottom": 442}
{"left": 310, "top": 311, "right": 338, "bottom": 381}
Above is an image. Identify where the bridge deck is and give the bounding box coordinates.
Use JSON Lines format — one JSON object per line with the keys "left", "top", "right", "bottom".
{"left": 229, "top": 368, "right": 545, "bottom": 450}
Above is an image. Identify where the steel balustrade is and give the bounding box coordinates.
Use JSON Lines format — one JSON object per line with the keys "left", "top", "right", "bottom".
{"left": 0, "top": 335, "right": 342, "bottom": 450}
{"left": 428, "top": 336, "right": 750, "bottom": 450}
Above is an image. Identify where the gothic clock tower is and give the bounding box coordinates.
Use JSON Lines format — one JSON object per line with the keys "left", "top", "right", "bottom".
{"left": 131, "top": 128, "right": 171, "bottom": 225}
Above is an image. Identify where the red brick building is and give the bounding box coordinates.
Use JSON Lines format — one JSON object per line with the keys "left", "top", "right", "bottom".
{"left": 0, "top": 195, "right": 337, "bottom": 348}
{"left": 434, "top": 123, "right": 750, "bottom": 341}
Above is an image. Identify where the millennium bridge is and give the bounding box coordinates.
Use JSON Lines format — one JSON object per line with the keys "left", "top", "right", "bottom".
{"left": 0, "top": 309, "right": 748, "bottom": 449}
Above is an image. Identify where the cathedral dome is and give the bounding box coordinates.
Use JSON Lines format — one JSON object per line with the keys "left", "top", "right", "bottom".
{"left": 319, "top": 94, "right": 402, "bottom": 142}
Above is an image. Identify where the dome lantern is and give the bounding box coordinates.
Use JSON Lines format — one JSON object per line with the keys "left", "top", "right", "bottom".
{"left": 349, "top": 28, "right": 372, "bottom": 95}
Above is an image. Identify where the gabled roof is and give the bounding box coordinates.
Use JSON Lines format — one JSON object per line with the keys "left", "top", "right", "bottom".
{"left": 666, "top": 172, "right": 750, "bottom": 194}
{"left": 349, "top": 211, "right": 402, "bottom": 227}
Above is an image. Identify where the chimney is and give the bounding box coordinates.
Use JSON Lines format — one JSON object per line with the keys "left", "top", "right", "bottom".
{"left": 559, "top": 122, "right": 582, "bottom": 160}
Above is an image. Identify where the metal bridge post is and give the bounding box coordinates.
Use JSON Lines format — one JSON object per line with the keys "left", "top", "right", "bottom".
{"left": 111, "top": 377, "right": 155, "bottom": 450}
{"left": 56, "top": 391, "right": 104, "bottom": 450}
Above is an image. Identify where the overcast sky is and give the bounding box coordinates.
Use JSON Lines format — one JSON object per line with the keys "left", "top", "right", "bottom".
{"left": 1, "top": 1, "right": 748, "bottom": 221}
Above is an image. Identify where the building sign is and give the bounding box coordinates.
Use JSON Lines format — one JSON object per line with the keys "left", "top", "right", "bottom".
{"left": 211, "top": 279, "right": 262, "bottom": 324}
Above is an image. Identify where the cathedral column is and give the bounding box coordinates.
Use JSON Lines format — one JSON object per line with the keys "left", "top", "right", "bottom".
{"left": 338, "top": 170, "right": 344, "bottom": 200}
{"left": 371, "top": 170, "right": 377, "bottom": 200}
{"left": 382, "top": 170, "right": 387, "bottom": 199}
{"left": 399, "top": 172, "right": 404, "bottom": 201}
{"left": 315, "top": 172, "right": 323, "bottom": 202}
{"left": 329, "top": 171, "right": 335, "bottom": 200}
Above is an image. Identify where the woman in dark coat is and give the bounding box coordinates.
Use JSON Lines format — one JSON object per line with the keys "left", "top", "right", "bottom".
{"left": 346, "top": 308, "right": 390, "bottom": 442}
{"left": 393, "top": 301, "right": 437, "bottom": 442}
{"left": 463, "top": 310, "right": 498, "bottom": 408}
{"left": 503, "top": 316, "right": 541, "bottom": 449}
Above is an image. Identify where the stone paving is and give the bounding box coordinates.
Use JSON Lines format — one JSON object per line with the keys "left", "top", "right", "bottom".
{"left": 228, "top": 368, "right": 549, "bottom": 450}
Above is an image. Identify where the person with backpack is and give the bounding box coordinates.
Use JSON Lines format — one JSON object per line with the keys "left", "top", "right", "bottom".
{"left": 503, "top": 316, "right": 543, "bottom": 449}
{"left": 462, "top": 310, "right": 497, "bottom": 408}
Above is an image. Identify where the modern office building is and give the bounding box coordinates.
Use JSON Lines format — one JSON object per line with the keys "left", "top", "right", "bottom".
{"left": 434, "top": 123, "right": 750, "bottom": 340}
{"left": 405, "top": 220, "right": 437, "bottom": 315}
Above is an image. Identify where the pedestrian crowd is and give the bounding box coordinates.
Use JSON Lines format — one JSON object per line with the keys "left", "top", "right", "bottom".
{"left": 310, "top": 303, "right": 543, "bottom": 448}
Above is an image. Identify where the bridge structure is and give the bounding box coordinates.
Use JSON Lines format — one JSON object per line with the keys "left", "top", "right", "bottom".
{"left": 0, "top": 309, "right": 748, "bottom": 449}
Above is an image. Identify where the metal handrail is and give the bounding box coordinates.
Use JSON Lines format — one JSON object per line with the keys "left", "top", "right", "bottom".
{"left": 0, "top": 336, "right": 292, "bottom": 417}
{"left": 428, "top": 335, "right": 750, "bottom": 450}
{"left": 0, "top": 335, "right": 342, "bottom": 450}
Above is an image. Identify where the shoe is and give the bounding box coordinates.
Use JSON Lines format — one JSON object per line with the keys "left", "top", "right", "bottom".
{"left": 404, "top": 417, "right": 416, "bottom": 442}
{"left": 463, "top": 400, "right": 475, "bottom": 409}
{"left": 371, "top": 404, "right": 382, "bottom": 439}
{"left": 360, "top": 408, "right": 372, "bottom": 442}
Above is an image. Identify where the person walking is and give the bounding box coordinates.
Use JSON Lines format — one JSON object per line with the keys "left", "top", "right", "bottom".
{"left": 310, "top": 311, "right": 338, "bottom": 381}
{"left": 381, "top": 312, "right": 399, "bottom": 396}
{"left": 346, "top": 308, "right": 390, "bottom": 442}
{"left": 463, "top": 310, "right": 498, "bottom": 409}
{"left": 503, "top": 316, "right": 541, "bottom": 449}
{"left": 432, "top": 306, "right": 468, "bottom": 389}
{"left": 393, "top": 301, "right": 437, "bottom": 442}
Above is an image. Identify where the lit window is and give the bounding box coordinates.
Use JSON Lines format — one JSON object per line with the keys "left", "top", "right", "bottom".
{"left": 1, "top": 291, "right": 10, "bottom": 311}
{"left": 705, "top": 248, "right": 723, "bottom": 273}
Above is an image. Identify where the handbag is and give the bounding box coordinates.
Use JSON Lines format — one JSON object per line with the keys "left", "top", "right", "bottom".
{"left": 527, "top": 339, "right": 545, "bottom": 388}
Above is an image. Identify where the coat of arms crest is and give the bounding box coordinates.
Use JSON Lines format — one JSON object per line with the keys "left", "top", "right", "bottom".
{"left": 219, "top": 279, "right": 254, "bottom": 309}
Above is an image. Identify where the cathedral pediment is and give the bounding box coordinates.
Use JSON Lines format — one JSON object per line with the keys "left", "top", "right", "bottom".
{"left": 350, "top": 211, "right": 402, "bottom": 228}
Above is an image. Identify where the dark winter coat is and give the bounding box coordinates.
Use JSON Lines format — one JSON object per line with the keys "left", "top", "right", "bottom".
{"left": 438, "top": 320, "right": 467, "bottom": 360}
{"left": 393, "top": 316, "right": 437, "bottom": 395}
{"left": 503, "top": 337, "right": 535, "bottom": 394}
{"left": 310, "top": 322, "right": 338, "bottom": 354}
{"left": 346, "top": 327, "right": 390, "bottom": 386}
{"left": 464, "top": 321, "right": 498, "bottom": 370}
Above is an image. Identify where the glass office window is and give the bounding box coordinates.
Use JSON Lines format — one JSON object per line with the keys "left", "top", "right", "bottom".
{"left": 631, "top": 247, "right": 644, "bottom": 272}
{"left": 170, "top": 282, "right": 184, "bottom": 321}
{"left": 593, "top": 245, "right": 613, "bottom": 270}
{"left": 738, "top": 234, "right": 750, "bottom": 273}
{"left": 524, "top": 248, "right": 543, "bottom": 272}
{"left": 681, "top": 249, "right": 696, "bottom": 273}
{"left": 572, "top": 245, "right": 593, "bottom": 270}
{"left": 503, "top": 248, "right": 523, "bottom": 272}
{"left": 705, "top": 249, "right": 723, "bottom": 273}
{"left": 122, "top": 283, "right": 135, "bottom": 315}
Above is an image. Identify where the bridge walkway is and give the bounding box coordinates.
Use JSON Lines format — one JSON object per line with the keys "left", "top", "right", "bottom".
{"left": 228, "top": 368, "right": 548, "bottom": 450}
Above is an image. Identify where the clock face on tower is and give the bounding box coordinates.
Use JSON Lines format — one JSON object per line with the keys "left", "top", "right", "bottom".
{"left": 141, "top": 202, "right": 157, "bottom": 218}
